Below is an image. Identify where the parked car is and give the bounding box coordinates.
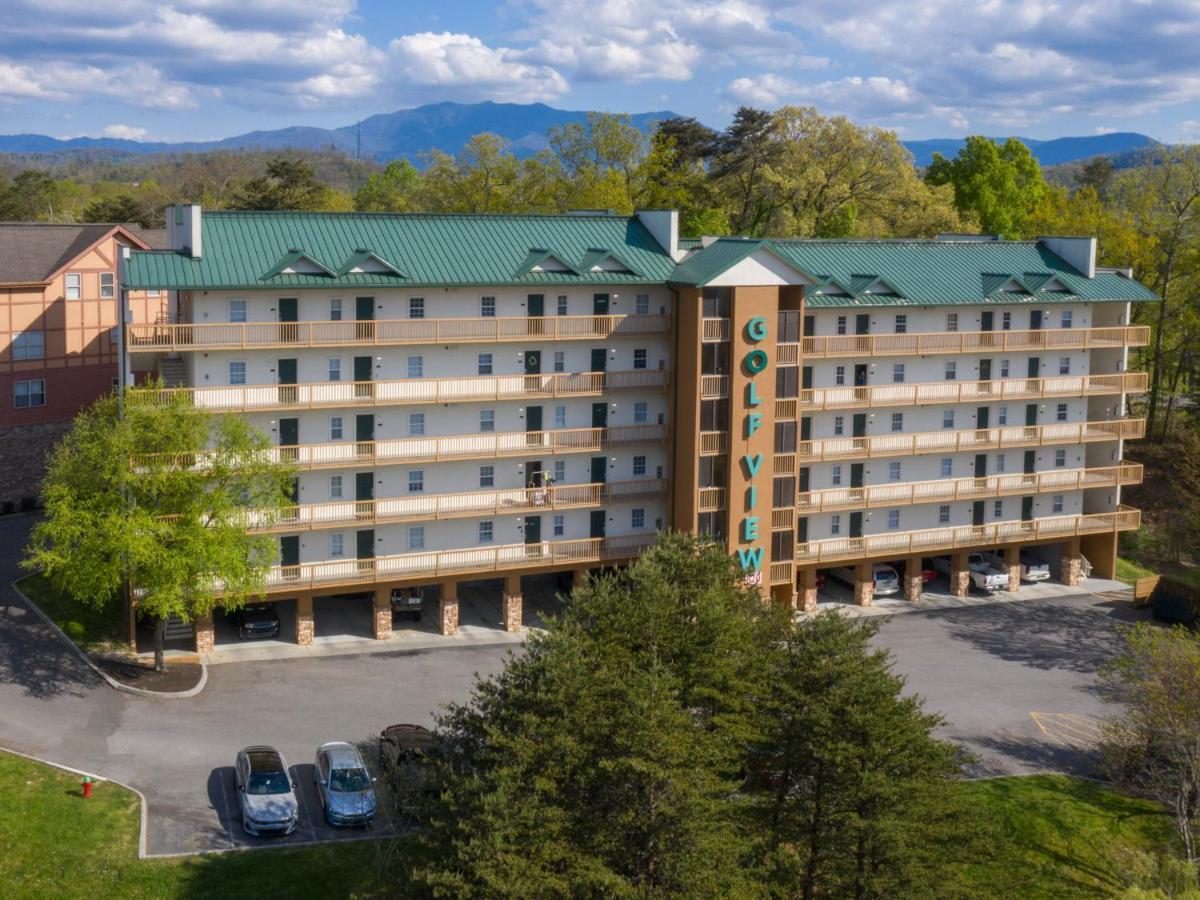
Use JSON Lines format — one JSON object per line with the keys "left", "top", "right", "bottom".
{"left": 380, "top": 724, "right": 441, "bottom": 801}
{"left": 829, "top": 563, "right": 900, "bottom": 596}
{"left": 234, "top": 746, "right": 298, "bottom": 836}
{"left": 390, "top": 587, "right": 423, "bottom": 621}
{"left": 313, "top": 741, "right": 376, "bottom": 827}
{"left": 933, "top": 553, "right": 1009, "bottom": 592}
{"left": 230, "top": 603, "right": 280, "bottom": 640}
{"left": 980, "top": 550, "right": 1051, "bottom": 583}
{"left": 918, "top": 559, "right": 937, "bottom": 583}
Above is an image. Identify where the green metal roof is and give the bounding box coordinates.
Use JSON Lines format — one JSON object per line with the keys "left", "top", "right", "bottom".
{"left": 124, "top": 211, "right": 677, "bottom": 290}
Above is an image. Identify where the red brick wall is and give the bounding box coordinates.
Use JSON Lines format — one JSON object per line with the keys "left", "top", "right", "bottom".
{"left": 0, "top": 363, "right": 117, "bottom": 427}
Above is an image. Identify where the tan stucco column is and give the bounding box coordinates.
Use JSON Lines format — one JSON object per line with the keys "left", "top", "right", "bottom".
{"left": 193, "top": 610, "right": 215, "bottom": 654}
{"left": 372, "top": 587, "right": 392, "bottom": 640}
{"left": 439, "top": 580, "right": 459, "bottom": 636}
{"left": 503, "top": 573, "right": 523, "bottom": 632}
{"left": 1003, "top": 545, "right": 1022, "bottom": 592}
{"left": 799, "top": 567, "right": 819, "bottom": 613}
{"left": 295, "top": 593, "right": 314, "bottom": 646}
{"left": 853, "top": 560, "right": 874, "bottom": 607}
{"left": 949, "top": 551, "right": 970, "bottom": 597}
{"left": 903, "top": 557, "right": 924, "bottom": 602}
{"left": 770, "top": 582, "right": 798, "bottom": 611}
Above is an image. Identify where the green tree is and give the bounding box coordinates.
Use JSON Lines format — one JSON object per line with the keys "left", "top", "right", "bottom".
{"left": 710, "top": 106, "right": 783, "bottom": 235}
{"left": 24, "top": 386, "right": 294, "bottom": 669}
{"left": 81, "top": 193, "right": 146, "bottom": 227}
{"left": 0, "top": 170, "right": 74, "bottom": 221}
{"left": 417, "top": 134, "right": 525, "bottom": 213}
{"left": 549, "top": 112, "right": 645, "bottom": 211}
{"left": 228, "top": 157, "right": 337, "bottom": 211}
{"left": 354, "top": 159, "right": 420, "bottom": 212}
{"left": 925, "top": 136, "right": 1047, "bottom": 237}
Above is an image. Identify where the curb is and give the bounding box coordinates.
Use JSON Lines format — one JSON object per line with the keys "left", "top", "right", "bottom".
{"left": 10, "top": 578, "right": 208, "bottom": 699}
{"left": 0, "top": 745, "right": 150, "bottom": 859}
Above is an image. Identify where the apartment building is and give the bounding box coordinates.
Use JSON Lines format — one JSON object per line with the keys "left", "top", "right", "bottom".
{"left": 121, "top": 206, "right": 1155, "bottom": 648}
{"left": 0, "top": 223, "right": 165, "bottom": 507}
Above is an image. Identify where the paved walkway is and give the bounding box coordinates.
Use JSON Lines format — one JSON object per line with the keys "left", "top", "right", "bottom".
{"left": 823, "top": 576, "right": 1129, "bottom": 618}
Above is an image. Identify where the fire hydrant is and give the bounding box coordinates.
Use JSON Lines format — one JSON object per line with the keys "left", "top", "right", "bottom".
{"left": 82, "top": 775, "right": 93, "bottom": 799}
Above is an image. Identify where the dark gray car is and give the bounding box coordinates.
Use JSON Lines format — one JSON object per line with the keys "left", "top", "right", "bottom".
{"left": 234, "top": 745, "right": 299, "bottom": 836}
{"left": 313, "top": 741, "right": 376, "bottom": 827}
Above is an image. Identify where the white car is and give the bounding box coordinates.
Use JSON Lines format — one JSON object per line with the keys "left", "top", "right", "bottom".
{"left": 933, "top": 553, "right": 1009, "bottom": 591}
{"left": 980, "top": 550, "right": 1051, "bottom": 583}
{"left": 829, "top": 563, "right": 900, "bottom": 596}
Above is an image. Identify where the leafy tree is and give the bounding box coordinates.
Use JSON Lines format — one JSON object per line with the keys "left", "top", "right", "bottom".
{"left": 710, "top": 106, "right": 783, "bottom": 235}
{"left": 0, "top": 170, "right": 75, "bottom": 221}
{"left": 228, "top": 157, "right": 338, "bottom": 211}
{"left": 24, "top": 386, "right": 294, "bottom": 669}
{"left": 1078, "top": 156, "right": 1116, "bottom": 197}
{"left": 549, "top": 112, "right": 645, "bottom": 209}
{"left": 636, "top": 126, "right": 728, "bottom": 238}
{"left": 417, "top": 134, "right": 525, "bottom": 213}
{"left": 654, "top": 116, "right": 719, "bottom": 167}
{"left": 925, "top": 136, "right": 1047, "bottom": 237}
{"left": 354, "top": 159, "right": 419, "bottom": 212}
{"left": 81, "top": 193, "right": 147, "bottom": 227}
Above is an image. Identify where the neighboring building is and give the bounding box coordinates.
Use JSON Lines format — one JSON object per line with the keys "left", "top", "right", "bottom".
{"left": 122, "top": 206, "right": 1155, "bottom": 650}
{"left": 0, "top": 223, "right": 166, "bottom": 507}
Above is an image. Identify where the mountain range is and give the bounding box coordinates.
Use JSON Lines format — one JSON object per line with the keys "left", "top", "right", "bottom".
{"left": 0, "top": 101, "right": 1159, "bottom": 169}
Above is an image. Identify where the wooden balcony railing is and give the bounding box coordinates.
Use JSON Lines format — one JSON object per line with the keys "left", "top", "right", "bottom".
{"left": 700, "top": 374, "right": 729, "bottom": 399}
{"left": 152, "top": 369, "right": 668, "bottom": 412}
{"left": 796, "top": 418, "right": 1145, "bottom": 463}
{"left": 796, "top": 463, "right": 1142, "bottom": 513}
{"left": 135, "top": 424, "right": 668, "bottom": 472}
{"left": 701, "top": 318, "right": 731, "bottom": 342}
{"left": 698, "top": 487, "right": 726, "bottom": 512}
{"left": 699, "top": 431, "right": 728, "bottom": 455}
{"left": 769, "top": 560, "right": 794, "bottom": 585}
{"left": 778, "top": 325, "right": 1150, "bottom": 360}
{"left": 771, "top": 508, "right": 794, "bottom": 529}
{"left": 260, "top": 533, "right": 659, "bottom": 593}
{"left": 795, "top": 506, "right": 1141, "bottom": 566}
{"left": 803, "top": 372, "right": 1147, "bottom": 410}
{"left": 244, "top": 478, "right": 666, "bottom": 533}
{"left": 127, "top": 314, "right": 670, "bottom": 351}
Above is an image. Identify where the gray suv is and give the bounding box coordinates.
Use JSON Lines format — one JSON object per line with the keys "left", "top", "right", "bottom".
{"left": 234, "top": 746, "right": 299, "bottom": 836}
{"left": 313, "top": 741, "right": 377, "bottom": 827}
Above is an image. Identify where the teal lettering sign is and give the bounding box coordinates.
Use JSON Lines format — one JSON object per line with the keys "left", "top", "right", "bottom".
{"left": 738, "top": 318, "right": 769, "bottom": 574}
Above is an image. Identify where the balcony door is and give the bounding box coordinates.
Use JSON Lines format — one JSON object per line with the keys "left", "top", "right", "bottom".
{"left": 974, "top": 454, "right": 987, "bottom": 478}
{"left": 972, "top": 501, "right": 985, "bottom": 526}
{"left": 852, "top": 413, "right": 866, "bottom": 438}
{"left": 527, "top": 294, "right": 546, "bottom": 336}
{"left": 525, "top": 461, "right": 543, "bottom": 489}
{"left": 977, "top": 406, "right": 990, "bottom": 429}
{"left": 593, "top": 294, "right": 610, "bottom": 315}
{"left": 1025, "top": 403, "right": 1038, "bottom": 427}
{"left": 592, "top": 403, "right": 607, "bottom": 428}
{"left": 1027, "top": 357, "right": 1040, "bottom": 378}
{"left": 355, "top": 472, "right": 374, "bottom": 502}
{"left": 1030, "top": 310, "right": 1043, "bottom": 330}
{"left": 1021, "top": 496, "right": 1034, "bottom": 520}
{"left": 590, "top": 510, "right": 606, "bottom": 538}
{"left": 855, "top": 314, "right": 870, "bottom": 335}
{"left": 590, "top": 456, "right": 607, "bottom": 484}
{"left": 979, "top": 358, "right": 992, "bottom": 381}
{"left": 356, "top": 529, "right": 375, "bottom": 564}
{"left": 525, "top": 515, "right": 542, "bottom": 544}
{"left": 277, "top": 358, "right": 298, "bottom": 404}
{"left": 279, "top": 535, "right": 300, "bottom": 568}
{"left": 278, "top": 297, "right": 299, "bottom": 343}
{"left": 354, "top": 355, "right": 373, "bottom": 399}
{"left": 355, "top": 414, "right": 374, "bottom": 443}
{"left": 278, "top": 417, "right": 299, "bottom": 448}
{"left": 850, "top": 463, "right": 864, "bottom": 489}
{"left": 525, "top": 405, "right": 542, "bottom": 433}
{"left": 524, "top": 350, "right": 542, "bottom": 374}
{"left": 590, "top": 349, "right": 607, "bottom": 373}
{"left": 355, "top": 297, "right": 374, "bottom": 341}
{"left": 849, "top": 511, "right": 863, "bottom": 538}
{"left": 981, "top": 311, "right": 994, "bottom": 332}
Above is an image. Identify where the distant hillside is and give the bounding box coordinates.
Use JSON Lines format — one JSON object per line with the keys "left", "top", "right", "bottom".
{"left": 902, "top": 132, "right": 1157, "bottom": 168}
{"left": 0, "top": 101, "right": 678, "bottom": 162}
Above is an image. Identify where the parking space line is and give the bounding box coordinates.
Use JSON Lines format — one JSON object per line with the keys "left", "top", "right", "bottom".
{"left": 216, "top": 771, "right": 238, "bottom": 849}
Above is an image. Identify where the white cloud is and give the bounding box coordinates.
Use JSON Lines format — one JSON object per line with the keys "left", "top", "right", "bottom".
{"left": 1094, "top": 126, "right": 1118, "bottom": 135}
{"left": 101, "top": 124, "right": 148, "bottom": 139}
{"left": 0, "top": 59, "right": 195, "bottom": 109}
{"left": 388, "top": 32, "right": 568, "bottom": 100}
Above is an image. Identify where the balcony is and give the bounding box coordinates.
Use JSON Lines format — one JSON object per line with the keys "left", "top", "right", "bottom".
{"left": 699, "top": 431, "right": 728, "bottom": 455}
{"left": 701, "top": 318, "right": 730, "bottom": 342}
{"left": 127, "top": 314, "right": 670, "bottom": 352}
{"left": 698, "top": 487, "right": 726, "bottom": 512}
{"left": 794, "top": 418, "right": 1145, "bottom": 463}
{"left": 137, "top": 424, "right": 668, "bottom": 472}
{"left": 779, "top": 325, "right": 1150, "bottom": 360}
{"left": 261, "top": 533, "right": 659, "bottom": 593}
{"left": 802, "top": 372, "right": 1147, "bottom": 410}
{"left": 700, "top": 375, "right": 729, "bottom": 399}
{"left": 154, "top": 369, "right": 668, "bottom": 413}
{"left": 769, "top": 560, "right": 795, "bottom": 585}
{"left": 795, "top": 463, "right": 1142, "bottom": 513}
{"left": 795, "top": 507, "right": 1141, "bottom": 566}
{"left": 244, "top": 478, "right": 667, "bottom": 532}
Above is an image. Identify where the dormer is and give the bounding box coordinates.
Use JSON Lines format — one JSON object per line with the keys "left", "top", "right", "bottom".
{"left": 514, "top": 249, "right": 581, "bottom": 277}
{"left": 579, "top": 248, "right": 639, "bottom": 275}
{"left": 338, "top": 249, "right": 406, "bottom": 277}
{"left": 262, "top": 249, "right": 335, "bottom": 279}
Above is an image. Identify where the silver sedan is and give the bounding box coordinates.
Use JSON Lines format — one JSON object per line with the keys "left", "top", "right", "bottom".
{"left": 234, "top": 745, "right": 299, "bottom": 836}
{"left": 313, "top": 741, "right": 377, "bottom": 827}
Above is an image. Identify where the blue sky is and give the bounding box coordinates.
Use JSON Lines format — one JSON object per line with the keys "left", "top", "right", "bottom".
{"left": 1, "top": 0, "right": 1198, "bottom": 144}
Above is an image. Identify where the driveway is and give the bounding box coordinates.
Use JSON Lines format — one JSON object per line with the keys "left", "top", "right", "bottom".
{"left": 0, "top": 511, "right": 1150, "bottom": 855}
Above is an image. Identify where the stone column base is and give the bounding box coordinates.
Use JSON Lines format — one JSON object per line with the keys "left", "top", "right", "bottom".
{"left": 903, "top": 557, "right": 923, "bottom": 602}
{"left": 799, "top": 568, "right": 818, "bottom": 613}
{"left": 439, "top": 581, "right": 459, "bottom": 636}
{"left": 1004, "top": 547, "right": 1021, "bottom": 592}
{"left": 296, "top": 595, "right": 314, "bottom": 646}
{"left": 373, "top": 588, "right": 392, "bottom": 640}
{"left": 503, "top": 575, "right": 523, "bottom": 632}
{"left": 853, "top": 561, "right": 873, "bottom": 607}
{"left": 194, "top": 611, "right": 215, "bottom": 654}
{"left": 949, "top": 552, "right": 970, "bottom": 597}
{"left": 1062, "top": 554, "right": 1083, "bottom": 587}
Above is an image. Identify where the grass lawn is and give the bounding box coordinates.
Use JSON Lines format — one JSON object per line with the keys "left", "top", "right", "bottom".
{"left": 960, "top": 774, "right": 1177, "bottom": 897}
{"left": 15, "top": 573, "right": 129, "bottom": 655}
{"left": 0, "top": 750, "right": 391, "bottom": 900}
{"left": 1115, "top": 556, "right": 1157, "bottom": 585}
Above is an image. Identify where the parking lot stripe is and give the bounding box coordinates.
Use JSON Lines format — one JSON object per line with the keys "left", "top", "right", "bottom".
{"left": 217, "top": 770, "right": 239, "bottom": 849}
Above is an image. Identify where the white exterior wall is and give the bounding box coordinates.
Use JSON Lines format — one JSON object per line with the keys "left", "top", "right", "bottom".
{"left": 805, "top": 303, "right": 1092, "bottom": 335}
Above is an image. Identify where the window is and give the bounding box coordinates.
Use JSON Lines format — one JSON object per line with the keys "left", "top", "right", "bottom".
{"left": 330, "top": 416, "right": 343, "bottom": 440}
{"left": 480, "top": 409, "right": 495, "bottom": 432}
{"left": 1058, "top": 357, "right": 1071, "bottom": 375}
{"left": 1055, "top": 449, "right": 1067, "bottom": 468}
{"left": 228, "top": 361, "right": 246, "bottom": 385}
{"left": 408, "top": 527, "right": 425, "bottom": 550}
{"left": 1056, "top": 403, "right": 1068, "bottom": 422}
{"left": 632, "top": 508, "right": 645, "bottom": 529}
{"left": 940, "top": 458, "right": 953, "bottom": 477}
{"left": 831, "top": 514, "right": 841, "bottom": 535}
{"left": 553, "top": 351, "right": 565, "bottom": 373}
{"left": 633, "top": 349, "right": 647, "bottom": 370}
{"left": 556, "top": 295, "right": 568, "bottom": 316}
{"left": 553, "top": 460, "right": 565, "bottom": 482}
{"left": 147, "top": 289, "right": 161, "bottom": 299}
{"left": 65, "top": 273, "right": 81, "bottom": 300}
{"left": 1052, "top": 494, "right": 1064, "bottom": 514}
{"left": 408, "top": 470, "right": 424, "bottom": 493}
{"left": 633, "top": 455, "right": 646, "bottom": 476}
{"left": 229, "top": 299, "right": 247, "bottom": 322}
{"left": 634, "top": 402, "right": 648, "bottom": 424}
{"left": 635, "top": 293, "right": 650, "bottom": 315}
{"left": 478, "top": 520, "right": 494, "bottom": 543}
{"left": 99, "top": 273, "right": 114, "bottom": 299}
{"left": 889, "top": 461, "right": 902, "bottom": 481}
{"left": 835, "top": 366, "right": 846, "bottom": 386}
{"left": 836, "top": 316, "right": 847, "bottom": 335}
{"left": 327, "top": 358, "right": 341, "bottom": 381}
{"left": 945, "top": 312, "right": 959, "bottom": 332}
{"left": 1000, "top": 359, "right": 1010, "bottom": 378}
{"left": 479, "top": 465, "right": 494, "bottom": 488}
{"left": 477, "top": 353, "right": 493, "bottom": 375}
{"left": 894, "top": 314, "right": 907, "bottom": 333}
{"left": 938, "top": 505, "right": 951, "bottom": 524}
{"left": 893, "top": 363, "right": 905, "bottom": 384}
{"left": 409, "top": 297, "right": 425, "bottom": 319}
{"left": 891, "top": 412, "right": 904, "bottom": 432}
{"left": 944, "top": 360, "right": 957, "bottom": 380}
{"left": 12, "top": 331, "right": 44, "bottom": 360}
{"left": 943, "top": 410, "right": 955, "bottom": 429}
{"left": 13, "top": 379, "right": 45, "bottom": 408}
{"left": 993, "top": 500, "right": 1004, "bottom": 519}
{"left": 998, "top": 406, "right": 1008, "bottom": 425}
{"left": 329, "top": 475, "right": 343, "bottom": 499}
{"left": 407, "top": 356, "right": 423, "bottom": 378}
{"left": 1061, "top": 310, "right": 1073, "bottom": 328}
{"left": 329, "top": 298, "right": 343, "bottom": 320}
{"left": 409, "top": 413, "right": 425, "bottom": 436}
{"left": 887, "top": 509, "right": 901, "bottom": 530}
{"left": 330, "top": 533, "right": 344, "bottom": 557}
{"left": 481, "top": 296, "right": 496, "bottom": 317}
{"left": 1002, "top": 312, "right": 1011, "bottom": 330}
{"left": 554, "top": 405, "right": 566, "bottom": 428}
{"left": 996, "top": 453, "right": 1006, "bottom": 473}
{"left": 831, "top": 465, "right": 843, "bottom": 486}
{"left": 553, "top": 514, "right": 565, "bottom": 536}
{"left": 833, "top": 415, "right": 845, "bottom": 436}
